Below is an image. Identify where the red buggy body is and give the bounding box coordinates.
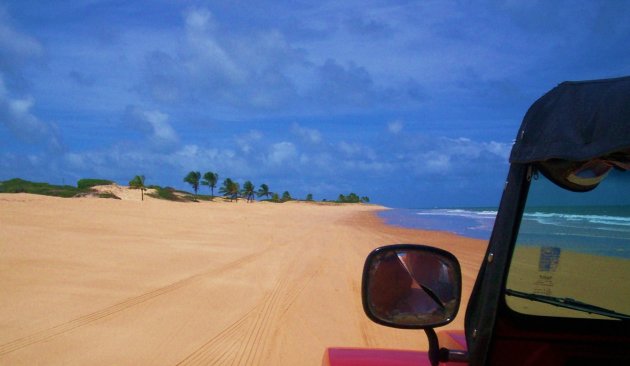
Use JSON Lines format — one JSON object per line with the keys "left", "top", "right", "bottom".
{"left": 323, "top": 330, "right": 466, "bottom": 366}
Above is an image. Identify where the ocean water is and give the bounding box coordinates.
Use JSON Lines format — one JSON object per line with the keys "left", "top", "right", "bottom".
{"left": 378, "top": 208, "right": 497, "bottom": 240}
{"left": 518, "top": 206, "right": 630, "bottom": 259}
{"left": 378, "top": 206, "right": 630, "bottom": 258}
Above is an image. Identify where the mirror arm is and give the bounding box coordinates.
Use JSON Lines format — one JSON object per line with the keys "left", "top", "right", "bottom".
{"left": 439, "top": 348, "right": 469, "bottom": 363}
{"left": 425, "top": 327, "right": 470, "bottom": 365}
{"left": 424, "top": 328, "right": 440, "bottom": 366}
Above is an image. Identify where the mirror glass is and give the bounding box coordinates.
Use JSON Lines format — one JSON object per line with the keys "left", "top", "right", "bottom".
{"left": 363, "top": 245, "right": 461, "bottom": 328}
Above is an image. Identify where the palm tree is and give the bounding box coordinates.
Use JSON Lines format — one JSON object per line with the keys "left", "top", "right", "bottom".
{"left": 184, "top": 171, "right": 201, "bottom": 196}
{"left": 201, "top": 171, "right": 219, "bottom": 198}
{"left": 129, "top": 175, "right": 146, "bottom": 201}
{"left": 242, "top": 181, "right": 255, "bottom": 202}
{"left": 257, "top": 183, "right": 271, "bottom": 199}
{"left": 281, "top": 191, "right": 292, "bottom": 202}
{"left": 219, "top": 178, "right": 233, "bottom": 197}
{"left": 219, "top": 178, "right": 240, "bottom": 202}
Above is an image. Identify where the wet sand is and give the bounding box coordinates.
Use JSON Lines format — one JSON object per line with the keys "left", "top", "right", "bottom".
{"left": 0, "top": 192, "right": 487, "bottom": 365}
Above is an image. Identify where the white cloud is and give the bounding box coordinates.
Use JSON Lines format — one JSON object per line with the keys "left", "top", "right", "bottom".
{"left": 388, "top": 120, "right": 403, "bottom": 134}
{"left": 184, "top": 7, "right": 216, "bottom": 32}
{"left": 484, "top": 140, "right": 512, "bottom": 158}
{"left": 337, "top": 141, "right": 377, "bottom": 160}
{"left": 236, "top": 130, "right": 263, "bottom": 153}
{"left": 0, "top": 77, "right": 62, "bottom": 151}
{"left": 422, "top": 152, "right": 451, "bottom": 173}
{"left": 125, "top": 106, "right": 179, "bottom": 148}
{"left": 400, "top": 135, "right": 511, "bottom": 177}
{"left": 291, "top": 123, "right": 322, "bottom": 143}
{"left": 183, "top": 8, "right": 246, "bottom": 86}
{"left": 0, "top": 13, "right": 60, "bottom": 152}
{"left": 0, "top": 9, "right": 43, "bottom": 72}
{"left": 440, "top": 137, "right": 511, "bottom": 160}
{"left": 64, "top": 152, "right": 86, "bottom": 169}
{"left": 267, "top": 142, "right": 298, "bottom": 165}
{"left": 144, "top": 110, "right": 178, "bottom": 144}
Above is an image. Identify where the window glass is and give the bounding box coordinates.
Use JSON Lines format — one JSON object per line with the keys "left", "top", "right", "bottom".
{"left": 505, "top": 168, "right": 630, "bottom": 320}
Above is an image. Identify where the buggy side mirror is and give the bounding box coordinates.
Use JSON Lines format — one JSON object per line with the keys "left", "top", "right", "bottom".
{"left": 362, "top": 244, "right": 462, "bottom": 329}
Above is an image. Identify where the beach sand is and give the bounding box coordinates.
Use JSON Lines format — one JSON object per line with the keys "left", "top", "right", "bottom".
{"left": 506, "top": 246, "right": 630, "bottom": 319}
{"left": 0, "top": 191, "right": 487, "bottom": 365}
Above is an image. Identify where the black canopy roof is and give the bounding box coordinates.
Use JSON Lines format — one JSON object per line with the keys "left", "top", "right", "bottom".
{"left": 510, "top": 76, "right": 630, "bottom": 164}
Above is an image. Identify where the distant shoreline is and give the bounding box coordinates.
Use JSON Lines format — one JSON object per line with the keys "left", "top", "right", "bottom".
{"left": 0, "top": 178, "right": 373, "bottom": 205}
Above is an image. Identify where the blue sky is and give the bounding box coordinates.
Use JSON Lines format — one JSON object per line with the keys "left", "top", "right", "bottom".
{"left": 1, "top": 1, "right": 629, "bottom": 208}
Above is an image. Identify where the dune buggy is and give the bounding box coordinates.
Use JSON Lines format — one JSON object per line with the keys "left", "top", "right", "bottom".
{"left": 323, "top": 76, "right": 630, "bottom": 365}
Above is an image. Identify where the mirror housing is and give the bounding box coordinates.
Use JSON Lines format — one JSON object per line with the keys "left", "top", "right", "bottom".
{"left": 362, "top": 244, "right": 462, "bottom": 329}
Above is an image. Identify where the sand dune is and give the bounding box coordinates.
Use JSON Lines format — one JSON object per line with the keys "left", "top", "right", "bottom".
{"left": 87, "top": 184, "right": 169, "bottom": 201}
{"left": 0, "top": 193, "right": 486, "bottom": 365}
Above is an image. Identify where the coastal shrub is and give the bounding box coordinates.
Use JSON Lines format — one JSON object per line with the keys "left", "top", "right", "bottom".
{"left": 336, "top": 192, "right": 369, "bottom": 203}
{"left": 98, "top": 192, "right": 121, "bottom": 199}
{"left": 147, "top": 185, "right": 179, "bottom": 201}
{"left": 195, "top": 194, "right": 214, "bottom": 201}
{"left": 0, "top": 178, "right": 80, "bottom": 197}
{"left": 77, "top": 178, "right": 114, "bottom": 189}
{"left": 306, "top": 193, "right": 314, "bottom": 201}
{"left": 146, "top": 185, "right": 198, "bottom": 202}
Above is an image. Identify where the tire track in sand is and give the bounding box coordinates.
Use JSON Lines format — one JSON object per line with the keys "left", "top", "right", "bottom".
{"left": 0, "top": 247, "right": 271, "bottom": 356}
{"left": 176, "top": 275, "right": 287, "bottom": 366}
{"left": 176, "top": 226, "right": 323, "bottom": 366}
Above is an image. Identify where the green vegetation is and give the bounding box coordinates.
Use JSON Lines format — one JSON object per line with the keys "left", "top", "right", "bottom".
{"left": 147, "top": 185, "right": 177, "bottom": 201}
{"left": 337, "top": 193, "right": 370, "bottom": 203}
{"left": 242, "top": 181, "right": 255, "bottom": 202}
{"left": 2, "top": 175, "right": 372, "bottom": 205}
{"left": 201, "top": 171, "right": 219, "bottom": 197}
{"left": 257, "top": 183, "right": 271, "bottom": 199}
{"left": 77, "top": 178, "right": 114, "bottom": 189}
{"left": 97, "top": 192, "right": 121, "bottom": 199}
{"left": 219, "top": 178, "right": 240, "bottom": 201}
{"left": 0, "top": 178, "right": 80, "bottom": 197}
{"left": 183, "top": 171, "right": 201, "bottom": 196}
{"left": 129, "top": 175, "right": 147, "bottom": 201}
{"left": 281, "top": 191, "right": 292, "bottom": 202}
{"left": 0, "top": 178, "right": 119, "bottom": 199}
{"left": 146, "top": 185, "right": 197, "bottom": 202}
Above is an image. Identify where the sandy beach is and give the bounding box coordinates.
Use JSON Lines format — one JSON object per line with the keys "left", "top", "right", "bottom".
{"left": 0, "top": 190, "right": 487, "bottom": 365}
